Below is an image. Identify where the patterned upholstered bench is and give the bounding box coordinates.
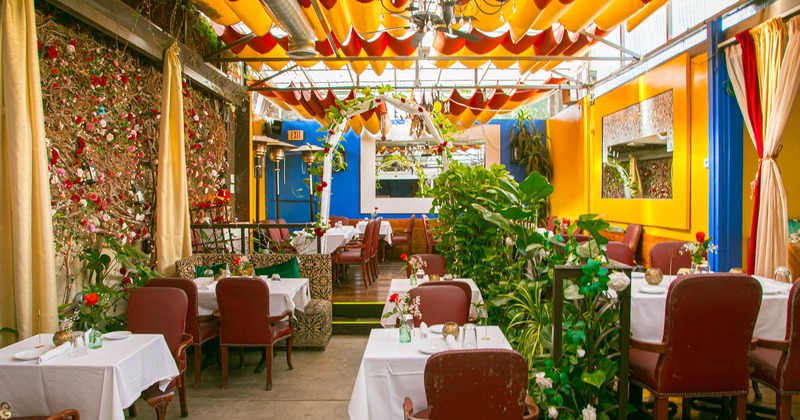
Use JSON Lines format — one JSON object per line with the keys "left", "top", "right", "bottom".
{"left": 175, "top": 253, "right": 332, "bottom": 349}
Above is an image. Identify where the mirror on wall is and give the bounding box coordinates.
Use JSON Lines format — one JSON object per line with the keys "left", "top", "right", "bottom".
{"left": 602, "top": 90, "right": 674, "bottom": 199}
{"left": 374, "top": 140, "right": 486, "bottom": 198}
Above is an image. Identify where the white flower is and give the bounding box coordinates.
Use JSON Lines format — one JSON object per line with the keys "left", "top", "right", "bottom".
{"left": 79, "top": 199, "right": 87, "bottom": 207}
{"left": 75, "top": 168, "right": 84, "bottom": 177}
{"left": 607, "top": 272, "right": 631, "bottom": 292}
{"left": 577, "top": 348, "right": 586, "bottom": 358}
{"left": 66, "top": 44, "right": 75, "bottom": 54}
{"left": 548, "top": 407, "right": 559, "bottom": 419}
{"left": 135, "top": 213, "right": 145, "bottom": 222}
{"left": 534, "top": 372, "right": 553, "bottom": 389}
{"left": 106, "top": 133, "right": 114, "bottom": 142}
{"left": 582, "top": 404, "right": 596, "bottom": 420}
{"left": 505, "top": 237, "right": 514, "bottom": 247}
{"left": 564, "top": 283, "right": 583, "bottom": 300}
{"left": 102, "top": 214, "right": 110, "bottom": 222}
{"left": 99, "top": 119, "right": 107, "bottom": 128}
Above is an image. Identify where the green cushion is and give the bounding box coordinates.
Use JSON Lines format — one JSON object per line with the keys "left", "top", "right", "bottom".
{"left": 255, "top": 257, "right": 301, "bottom": 278}
{"left": 195, "top": 263, "right": 227, "bottom": 278}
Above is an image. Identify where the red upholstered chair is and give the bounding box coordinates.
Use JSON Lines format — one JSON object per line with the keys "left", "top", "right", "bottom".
{"left": 334, "top": 219, "right": 377, "bottom": 288}
{"left": 403, "top": 349, "right": 539, "bottom": 420}
{"left": 369, "top": 217, "right": 383, "bottom": 281}
{"left": 623, "top": 223, "right": 643, "bottom": 254}
{"left": 328, "top": 215, "right": 350, "bottom": 226}
{"left": 417, "top": 281, "right": 472, "bottom": 322}
{"left": 405, "top": 254, "right": 447, "bottom": 277}
{"left": 629, "top": 274, "right": 762, "bottom": 419}
{"left": 649, "top": 241, "right": 692, "bottom": 275}
{"left": 145, "top": 277, "right": 220, "bottom": 388}
{"left": 266, "top": 220, "right": 296, "bottom": 254}
{"left": 409, "top": 285, "right": 469, "bottom": 327}
{"left": 216, "top": 277, "right": 294, "bottom": 390}
{"left": 749, "top": 281, "right": 800, "bottom": 419}
{"left": 607, "top": 241, "right": 635, "bottom": 266}
{"left": 15, "top": 409, "right": 81, "bottom": 420}
{"left": 421, "top": 214, "right": 440, "bottom": 254}
{"left": 127, "top": 288, "right": 193, "bottom": 419}
{"left": 391, "top": 214, "right": 416, "bottom": 258}
{"left": 277, "top": 218, "right": 291, "bottom": 242}
{"left": 573, "top": 234, "right": 592, "bottom": 244}
{"left": 545, "top": 215, "right": 558, "bottom": 233}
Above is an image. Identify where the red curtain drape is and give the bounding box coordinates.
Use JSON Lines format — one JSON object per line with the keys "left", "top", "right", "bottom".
{"left": 735, "top": 30, "right": 764, "bottom": 275}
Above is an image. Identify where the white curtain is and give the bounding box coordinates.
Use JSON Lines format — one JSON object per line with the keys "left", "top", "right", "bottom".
{"left": 0, "top": 0, "right": 58, "bottom": 347}
{"left": 754, "top": 16, "right": 800, "bottom": 276}
{"left": 155, "top": 43, "right": 192, "bottom": 275}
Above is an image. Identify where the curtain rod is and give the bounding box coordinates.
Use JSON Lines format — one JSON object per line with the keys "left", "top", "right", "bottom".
{"left": 718, "top": 3, "right": 800, "bottom": 49}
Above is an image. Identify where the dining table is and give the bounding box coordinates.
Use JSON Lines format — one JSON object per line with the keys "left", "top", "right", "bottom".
{"left": 0, "top": 333, "right": 178, "bottom": 420}
{"left": 291, "top": 225, "right": 356, "bottom": 254}
{"left": 193, "top": 276, "right": 310, "bottom": 317}
{"left": 348, "top": 326, "right": 510, "bottom": 420}
{"left": 380, "top": 278, "right": 484, "bottom": 327}
{"left": 356, "top": 220, "right": 393, "bottom": 245}
{"left": 629, "top": 272, "right": 791, "bottom": 342}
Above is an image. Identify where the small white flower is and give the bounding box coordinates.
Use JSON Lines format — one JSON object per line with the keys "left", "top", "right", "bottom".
{"left": 99, "top": 119, "right": 107, "bottom": 128}
{"left": 607, "top": 272, "right": 631, "bottom": 292}
{"left": 548, "top": 407, "right": 559, "bottom": 419}
{"left": 582, "top": 404, "right": 596, "bottom": 420}
{"left": 505, "top": 237, "right": 514, "bottom": 247}
{"left": 577, "top": 348, "right": 586, "bottom": 358}
{"left": 66, "top": 44, "right": 75, "bottom": 54}
{"left": 535, "top": 372, "right": 553, "bottom": 389}
{"left": 79, "top": 199, "right": 87, "bottom": 207}
{"left": 102, "top": 214, "right": 110, "bottom": 222}
{"left": 76, "top": 168, "right": 84, "bottom": 177}
{"left": 564, "top": 283, "right": 583, "bottom": 300}
{"left": 106, "top": 133, "right": 114, "bottom": 142}
{"left": 135, "top": 213, "right": 145, "bottom": 222}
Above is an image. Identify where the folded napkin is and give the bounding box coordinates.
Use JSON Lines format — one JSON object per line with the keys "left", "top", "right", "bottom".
{"left": 37, "top": 342, "right": 71, "bottom": 364}
{"left": 419, "top": 322, "right": 429, "bottom": 339}
{"left": 445, "top": 335, "right": 460, "bottom": 350}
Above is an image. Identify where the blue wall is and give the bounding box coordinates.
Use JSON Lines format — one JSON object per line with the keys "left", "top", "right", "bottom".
{"left": 265, "top": 118, "right": 545, "bottom": 223}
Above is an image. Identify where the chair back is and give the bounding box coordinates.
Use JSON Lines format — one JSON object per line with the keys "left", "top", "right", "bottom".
{"left": 145, "top": 277, "right": 200, "bottom": 340}
{"left": 545, "top": 215, "right": 558, "bottom": 233}
{"left": 277, "top": 218, "right": 291, "bottom": 240}
{"left": 606, "top": 242, "right": 634, "bottom": 266}
{"left": 405, "top": 214, "right": 416, "bottom": 234}
{"left": 623, "top": 223, "right": 643, "bottom": 253}
{"left": 409, "top": 285, "right": 469, "bottom": 327}
{"left": 424, "top": 349, "right": 530, "bottom": 420}
{"left": 370, "top": 217, "right": 382, "bottom": 259}
{"left": 658, "top": 274, "right": 761, "bottom": 393}
{"left": 127, "top": 287, "right": 188, "bottom": 354}
{"left": 329, "top": 216, "right": 349, "bottom": 226}
{"left": 650, "top": 241, "right": 692, "bottom": 275}
{"left": 417, "top": 281, "right": 472, "bottom": 321}
{"left": 265, "top": 219, "right": 282, "bottom": 242}
{"left": 406, "top": 254, "right": 447, "bottom": 277}
{"left": 361, "top": 219, "right": 376, "bottom": 258}
{"left": 780, "top": 282, "right": 800, "bottom": 390}
{"left": 217, "top": 277, "right": 277, "bottom": 345}
{"left": 573, "top": 234, "right": 592, "bottom": 244}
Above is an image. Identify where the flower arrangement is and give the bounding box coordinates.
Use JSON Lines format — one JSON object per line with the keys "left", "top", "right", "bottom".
{"left": 232, "top": 256, "right": 253, "bottom": 276}
{"left": 401, "top": 253, "right": 427, "bottom": 276}
{"left": 680, "top": 231, "right": 717, "bottom": 264}
{"left": 383, "top": 292, "right": 422, "bottom": 321}
{"left": 371, "top": 207, "right": 379, "bottom": 218}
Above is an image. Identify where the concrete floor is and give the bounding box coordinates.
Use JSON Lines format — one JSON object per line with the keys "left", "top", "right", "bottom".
{"left": 131, "top": 335, "right": 368, "bottom": 419}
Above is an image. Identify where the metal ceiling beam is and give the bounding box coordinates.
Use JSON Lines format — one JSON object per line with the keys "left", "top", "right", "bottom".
{"left": 579, "top": 30, "right": 641, "bottom": 60}
{"left": 45, "top": 0, "right": 247, "bottom": 106}
{"left": 204, "top": 33, "right": 256, "bottom": 59}
{"left": 207, "top": 55, "right": 637, "bottom": 63}
{"left": 248, "top": 64, "right": 298, "bottom": 88}
{"left": 550, "top": 70, "right": 584, "bottom": 86}
{"left": 250, "top": 83, "right": 581, "bottom": 92}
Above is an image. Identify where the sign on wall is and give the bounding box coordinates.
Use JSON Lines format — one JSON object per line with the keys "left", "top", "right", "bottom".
{"left": 287, "top": 130, "right": 304, "bottom": 141}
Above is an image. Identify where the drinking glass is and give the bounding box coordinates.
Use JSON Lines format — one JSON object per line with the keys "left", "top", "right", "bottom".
{"left": 461, "top": 323, "right": 478, "bottom": 349}
{"left": 203, "top": 269, "right": 213, "bottom": 278}
{"left": 481, "top": 304, "right": 490, "bottom": 341}
{"left": 70, "top": 331, "right": 88, "bottom": 357}
{"left": 774, "top": 266, "right": 792, "bottom": 284}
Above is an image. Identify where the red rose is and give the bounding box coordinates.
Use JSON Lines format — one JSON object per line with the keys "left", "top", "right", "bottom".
{"left": 696, "top": 232, "right": 706, "bottom": 243}
{"left": 400, "top": 253, "right": 408, "bottom": 261}
{"left": 46, "top": 46, "right": 58, "bottom": 59}
{"left": 120, "top": 267, "right": 128, "bottom": 275}
{"left": 71, "top": 193, "right": 80, "bottom": 203}
{"left": 84, "top": 293, "right": 99, "bottom": 307}
{"left": 50, "top": 149, "right": 59, "bottom": 165}
{"left": 323, "top": 147, "right": 330, "bottom": 154}
{"left": 316, "top": 185, "right": 323, "bottom": 192}
{"left": 122, "top": 277, "right": 132, "bottom": 285}
{"left": 121, "top": 75, "right": 128, "bottom": 84}
{"left": 233, "top": 257, "right": 242, "bottom": 265}
{"left": 389, "top": 293, "right": 400, "bottom": 304}
{"left": 321, "top": 181, "right": 328, "bottom": 187}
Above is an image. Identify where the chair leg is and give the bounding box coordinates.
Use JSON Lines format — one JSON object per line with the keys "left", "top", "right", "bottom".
{"left": 265, "top": 345, "right": 274, "bottom": 391}
{"left": 144, "top": 391, "right": 174, "bottom": 420}
{"left": 734, "top": 395, "right": 746, "bottom": 419}
{"left": 220, "top": 346, "right": 229, "bottom": 389}
{"left": 238, "top": 347, "right": 245, "bottom": 368}
{"left": 128, "top": 404, "right": 138, "bottom": 418}
{"left": 178, "top": 370, "right": 189, "bottom": 417}
{"left": 776, "top": 394, "right": 792, "bottom": 420}
{"left": 286, "top": 335, "right": 294, "bottom": 370}
{"left": 361, "top": 263, "right": 370, "bottom": 289}
{"left": 752, "top": 379, "right": 763, "bottom": 400}
{"left": 681, "top": 398, "right": 692, "bottom": 419}
{"left": 193, "top": 344, "right": 202, "bottom": 388}
{"left": 654, "top": 397, "right": 669, "bottom": 420}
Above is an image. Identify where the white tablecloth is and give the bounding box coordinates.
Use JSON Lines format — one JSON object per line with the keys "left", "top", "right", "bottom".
{"left": 380, "top": 278, "right": 483, "bottom": 327}
{"left": 291, "top": 226, "right": 356, "bottom": 254}
{"left": 194, "top": 277, "right": 310, "bottom": 316}
{"left": 356, "top": 220, "right": 393, "bottom": 245}
{"left": 0, "top": 334, "right": 178, "bottom": 420}
{"left": 630, "top": 273, "right": 791, "bottom": 342}
{"left": 348, "top": 326, "right": 511, "bottom": 420}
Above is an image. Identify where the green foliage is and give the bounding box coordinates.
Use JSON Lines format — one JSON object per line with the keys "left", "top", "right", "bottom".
{"left": 510, "top": 109, "right": 553, "bottom": 181}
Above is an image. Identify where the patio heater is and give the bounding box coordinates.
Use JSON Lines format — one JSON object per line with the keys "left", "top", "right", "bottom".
{"left": 289, "top": 144, "right": 324, "bottom": 222}
{"left": 253, "top": 136, "right": 296, "bottom": 221}
{"left": 268, "top": 148, "right": 286, "bottom": 220}
{"left": 253, "top": 143, "right": 267, "bottom": 222}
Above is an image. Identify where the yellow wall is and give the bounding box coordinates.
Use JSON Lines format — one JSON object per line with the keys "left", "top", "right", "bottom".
{"left": 741, "top": 82, "right": 800, "bottom": 269}
{"left": 549, "top": 53, "right": 709, "bottom": 241}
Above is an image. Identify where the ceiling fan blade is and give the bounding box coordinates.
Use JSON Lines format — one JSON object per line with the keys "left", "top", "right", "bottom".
{"left": 361, "top": 26, "right": 411, "bottom": 36}
{"left": 412, "top": 30, "right": 425, "bottom": 47}
{"left": 392, "top": 12, "right": 413, "bottom": 22}
{"left": 451, "top": 29, "right": 481, "bottom": 43}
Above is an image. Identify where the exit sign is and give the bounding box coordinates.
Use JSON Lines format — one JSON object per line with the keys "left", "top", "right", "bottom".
{"left": 287, "top": 130, "right": 304, "bottom": 141}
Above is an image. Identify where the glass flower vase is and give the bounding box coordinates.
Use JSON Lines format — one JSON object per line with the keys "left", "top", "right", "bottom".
{"left": 88, "top": 326, "right": 103, "bottom": 349}
{"left": 409, "top": 275, "right": 417, "bottom": 286}
{"left": 691, "top": 260, "right": 709, "bottom": 274}
{"left": 399, "top": 316, "right": 412, "bottom": 343}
